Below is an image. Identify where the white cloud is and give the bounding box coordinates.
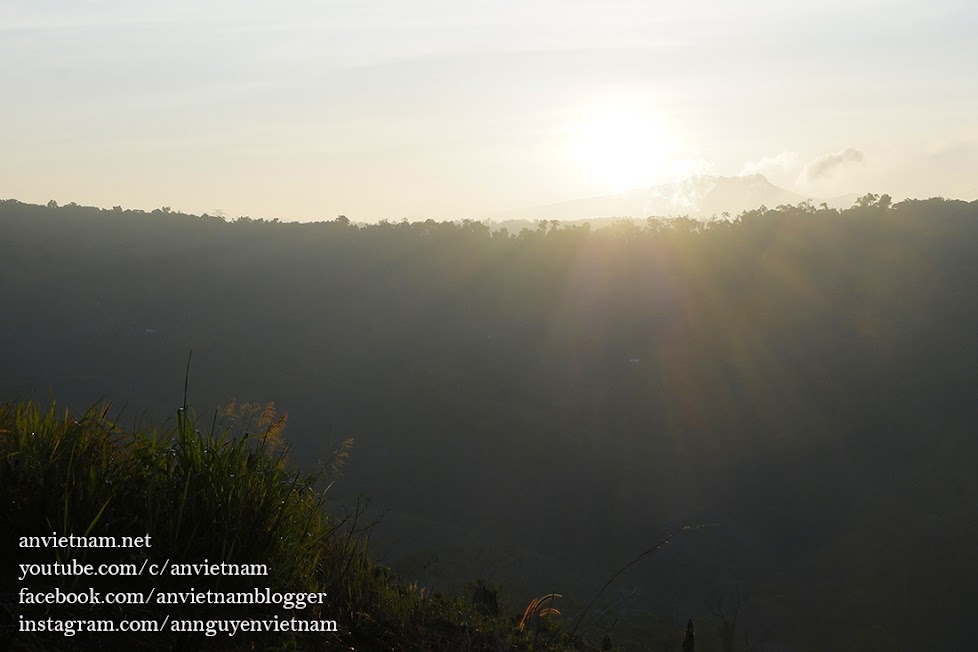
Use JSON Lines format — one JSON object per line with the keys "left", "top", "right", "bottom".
{"left": 803, "top": 147, "right": 865, "bottom": 181}
{"left": 740, "top": 151, "right": 799, "bottom": 178}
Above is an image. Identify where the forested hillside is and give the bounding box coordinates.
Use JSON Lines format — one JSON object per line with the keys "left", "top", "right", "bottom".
{"left": 2, "top": 196, "right": 977, "bottom": 650}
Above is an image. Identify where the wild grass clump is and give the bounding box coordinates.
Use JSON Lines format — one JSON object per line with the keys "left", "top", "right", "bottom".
{"left": 0, "top": 398, "right": 590, "bottom": 651}
{"left": 1, "top": 399, "right": 357, "bottom": 650}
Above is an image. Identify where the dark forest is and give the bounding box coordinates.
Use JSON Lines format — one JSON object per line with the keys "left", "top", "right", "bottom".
{"left": 2, "top": 196, "right": 977, "bottom": 651}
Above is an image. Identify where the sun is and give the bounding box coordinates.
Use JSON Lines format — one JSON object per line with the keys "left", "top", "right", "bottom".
{"left": 567, "top": 102, "right": 676, "bottom": 194}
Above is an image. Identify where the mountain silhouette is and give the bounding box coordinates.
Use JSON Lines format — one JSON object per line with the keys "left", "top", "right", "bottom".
{"left": 491, "top": 174, "right": 857, "bottom": 223}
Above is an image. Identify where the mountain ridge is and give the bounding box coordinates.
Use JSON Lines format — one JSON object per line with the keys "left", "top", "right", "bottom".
{"left": 486, "top": 174, "right": 859, "bottom": 225}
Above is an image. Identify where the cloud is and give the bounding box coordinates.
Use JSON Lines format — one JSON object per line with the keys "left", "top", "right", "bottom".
{"left": 740, "top": 151, "right": 799, "bottom": 178}
{"left": 803, "top": 147, "right": 865, "bottom": 180}
{"left": 644, "top": 171, "right": 719, "bottom": 213}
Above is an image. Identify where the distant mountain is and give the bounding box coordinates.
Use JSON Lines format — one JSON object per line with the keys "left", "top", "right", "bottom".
{"left": 489, "top": 175, "right": 858, "bottom": 225}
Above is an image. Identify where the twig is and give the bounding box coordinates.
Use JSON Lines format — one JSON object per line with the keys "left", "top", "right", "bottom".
{"left": 182, "top": 349, "right": 193, "bottom": 412}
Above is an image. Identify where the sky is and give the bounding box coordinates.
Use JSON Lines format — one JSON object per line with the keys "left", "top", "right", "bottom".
{"left": 2, "top": 0, "right": 977, "bottom": 221}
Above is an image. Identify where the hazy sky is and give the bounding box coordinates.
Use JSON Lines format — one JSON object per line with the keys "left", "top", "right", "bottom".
{"left": 2, "top": 0, "right": 976, "bottom": 221}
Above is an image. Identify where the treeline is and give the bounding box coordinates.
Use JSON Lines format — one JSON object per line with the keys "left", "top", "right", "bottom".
{"left": 2, "top": 195, "right": 977, "bottom": 650}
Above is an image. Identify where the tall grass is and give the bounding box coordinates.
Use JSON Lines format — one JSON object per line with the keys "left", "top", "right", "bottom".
{"left": 0, "top": 398, "right": 595, "bottom": 651}
{"left": 1, "top": 399, "right": 359, "bottom": 649}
